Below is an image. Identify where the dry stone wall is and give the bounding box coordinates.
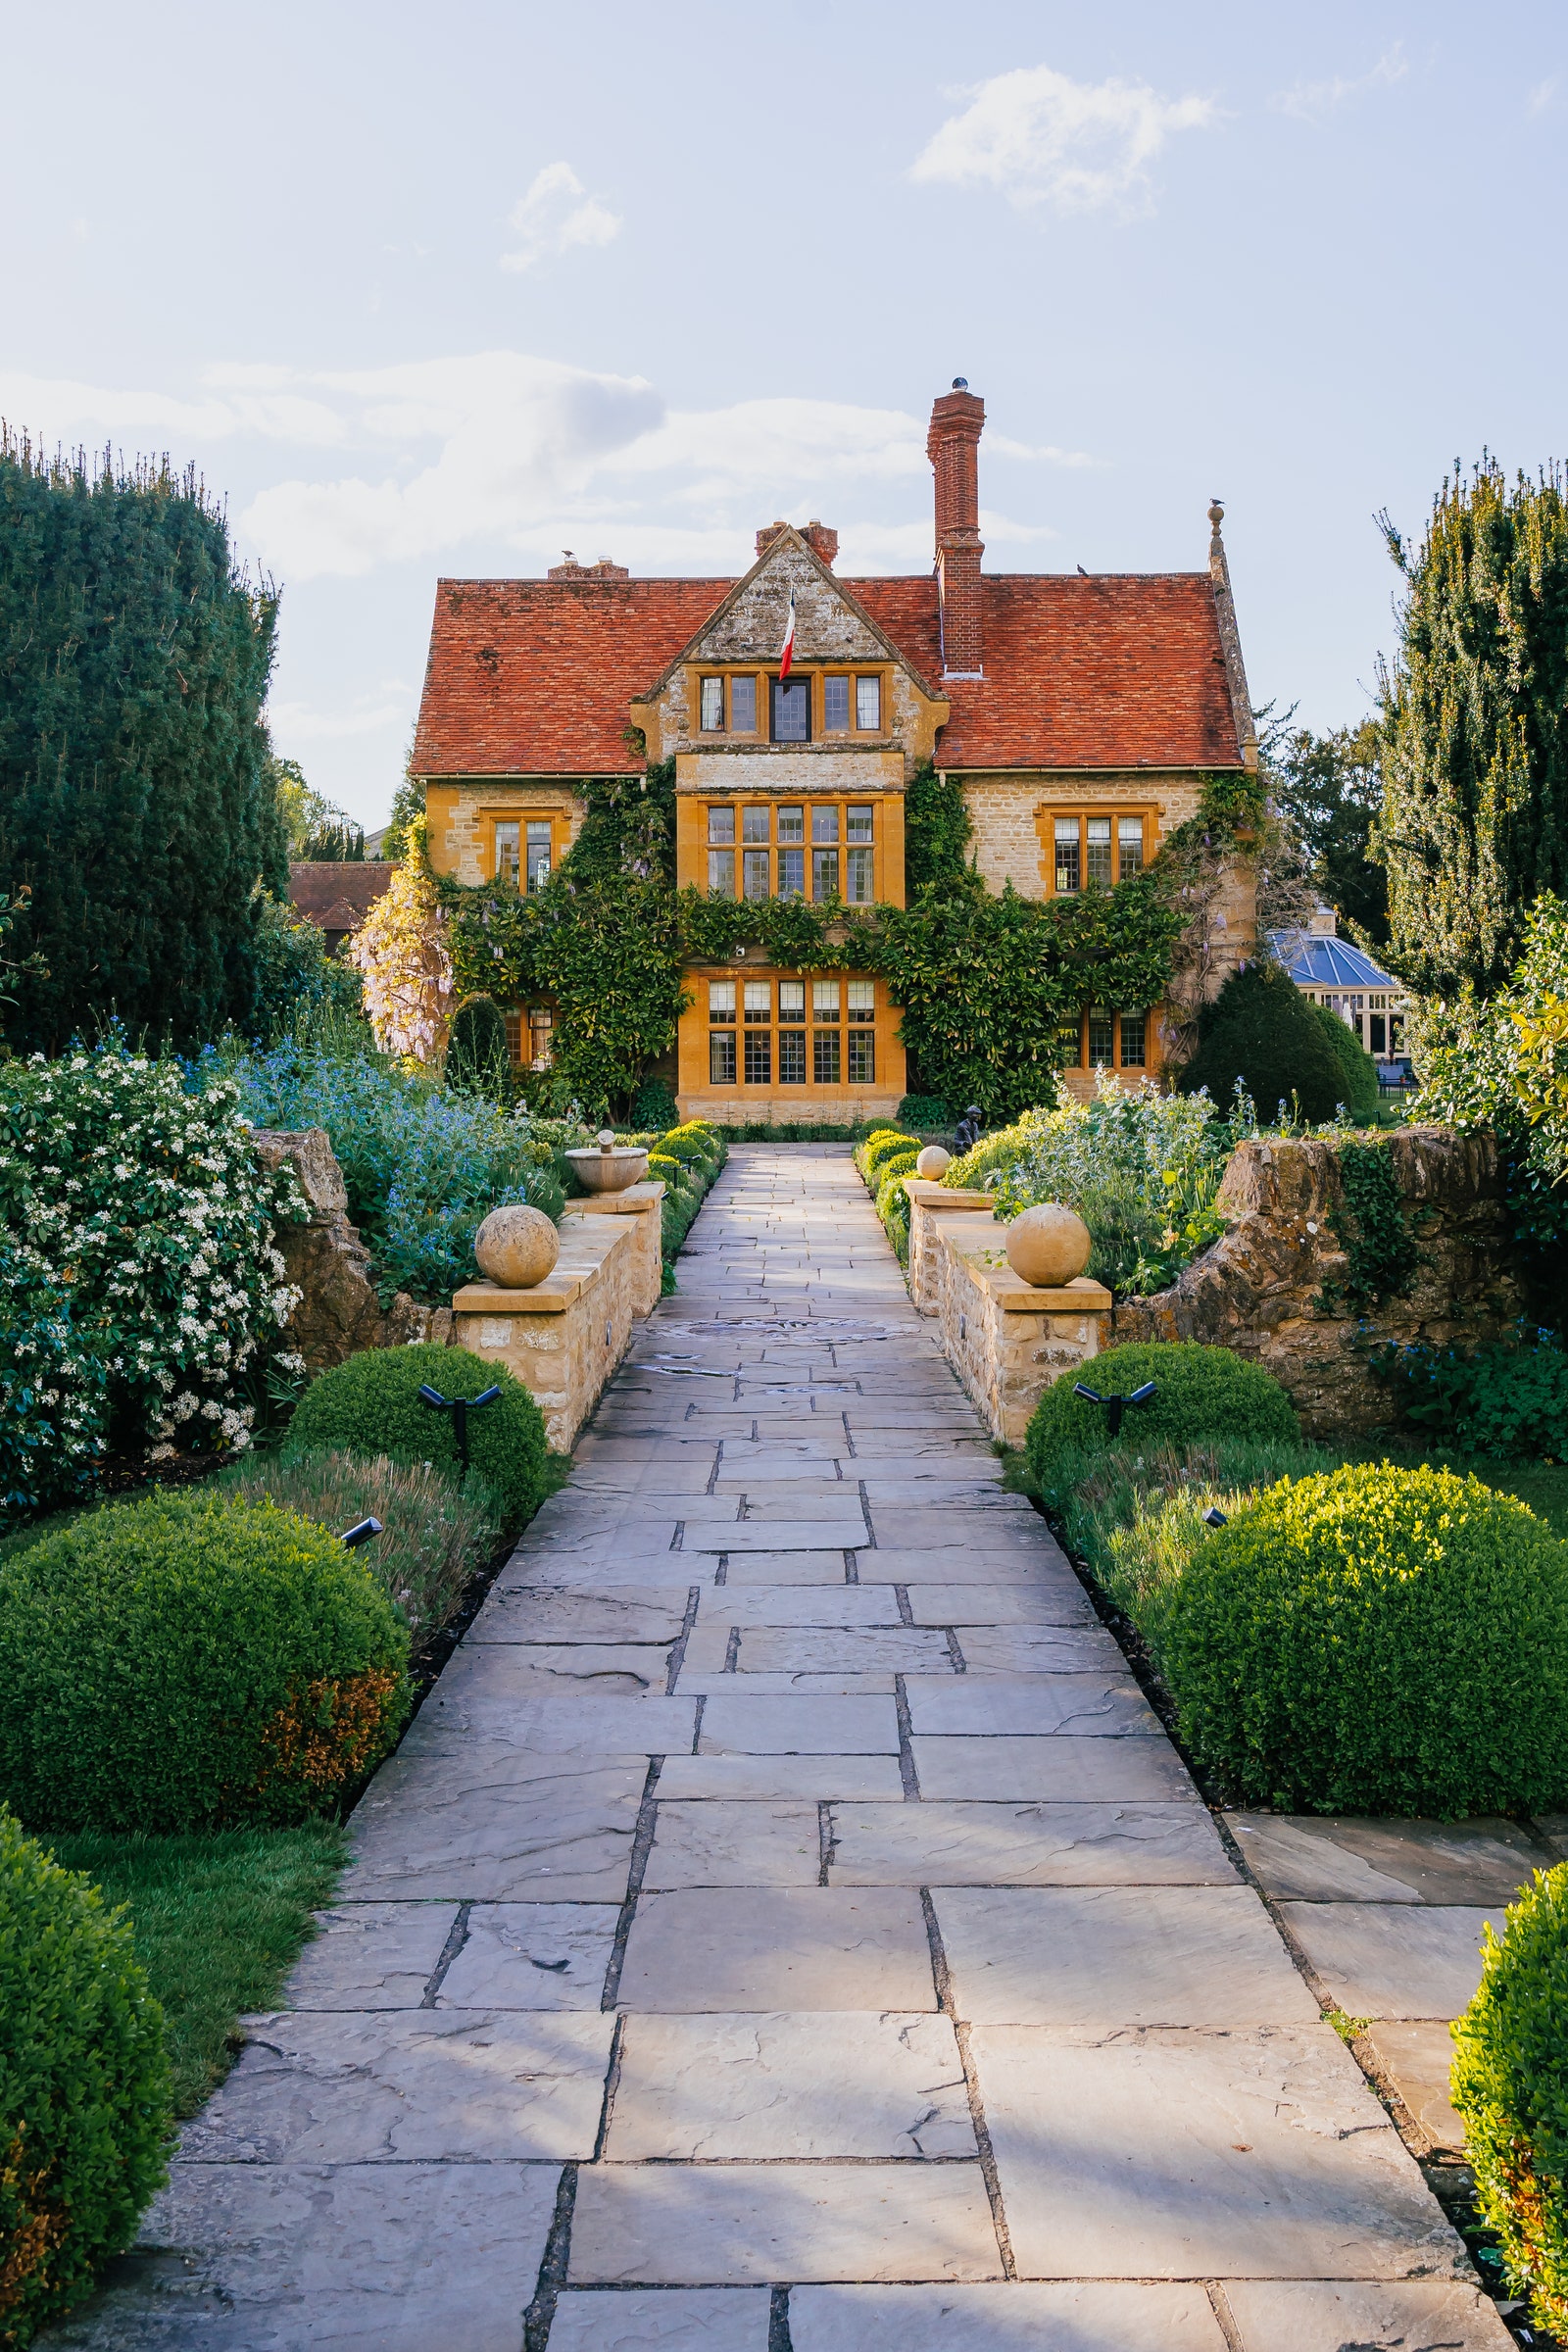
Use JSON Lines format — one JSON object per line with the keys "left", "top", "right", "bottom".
{"left": 250, "top": 1129, "right": 452, "bottom": 1374}
{"left": 1113, "top": 1125, "right": 1528, "bottom": 1438}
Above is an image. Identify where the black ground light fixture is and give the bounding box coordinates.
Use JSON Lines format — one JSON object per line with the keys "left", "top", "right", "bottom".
{"left": 417, "top": 1382, "right": 503, "bottom": 1472}
{"left": 340, "top": 1517, "right": 384, "bottom": 1548}
{"left": 1202, "top": 1506, "right": 1228, "bottom": 1529}
{"left": 1072, "top": 1378, "right": 1157, "bottom": 1439}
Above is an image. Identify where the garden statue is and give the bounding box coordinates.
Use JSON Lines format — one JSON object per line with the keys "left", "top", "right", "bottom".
{"left": 954, "top": 1105, "right": 984, "bottom": 1152}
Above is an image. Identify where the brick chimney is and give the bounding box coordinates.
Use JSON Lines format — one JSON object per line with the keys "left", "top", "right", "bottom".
{"left": 756, "top": 518, "right": 838, "bottom": 567}
{"left": 927, "top": 379, "right": 985, "bottom": 676}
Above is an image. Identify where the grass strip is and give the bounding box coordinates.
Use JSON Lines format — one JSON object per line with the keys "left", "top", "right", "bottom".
{"left": 41, "top": 1823, "right": 347, "bottom": 2116}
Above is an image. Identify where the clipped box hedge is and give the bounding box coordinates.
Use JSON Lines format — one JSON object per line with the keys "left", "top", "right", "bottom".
{"left": 1452, "top": 1862, "right": 1568, "bottom": 2336}
{"left": 0, "top": 1491, "right": 410, "bottom": 1834}
{"left": 1165, "top": 1462, "right": 1568, "bottom": 1815}
{"left": 1026, "top": 1342, "right": 1298, "bottom": 1492}
{"left": 0, "top": 1808, "right": 172, "bottom": 2344}
{"left": 287, "top": 1342, "right": 548, "bottom": 1525}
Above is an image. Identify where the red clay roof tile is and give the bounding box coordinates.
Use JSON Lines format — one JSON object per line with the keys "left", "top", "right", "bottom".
{"left": 413, "top": 570, "right": 1243, "bottom": 776}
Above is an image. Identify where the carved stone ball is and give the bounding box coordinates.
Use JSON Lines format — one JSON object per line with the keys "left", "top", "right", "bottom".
{"left": 1004, "top": 1202, "right": 1092, "bottom": 1289}
{"left": 474, "top": 1202, "right": 560, "bottom": 1291}
{"left": 914, "top": 1144, "right": 951, "bottom": 1180}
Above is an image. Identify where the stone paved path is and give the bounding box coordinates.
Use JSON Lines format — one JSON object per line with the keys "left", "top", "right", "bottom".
{"left": 53, "top": 1148, "right": 1511, "bottom": 2350}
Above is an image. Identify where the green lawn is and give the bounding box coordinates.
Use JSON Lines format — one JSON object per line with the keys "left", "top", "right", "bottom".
{"left": 41, "top": 1824, "right": 347, "bottom": 2116}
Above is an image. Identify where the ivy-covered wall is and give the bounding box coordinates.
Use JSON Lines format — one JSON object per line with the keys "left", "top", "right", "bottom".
{"left": 424, "top": 760, "right": 1254, "bottom": 1122}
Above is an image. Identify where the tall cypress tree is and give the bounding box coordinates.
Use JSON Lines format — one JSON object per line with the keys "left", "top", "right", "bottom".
{"left": 0, "top": 434, "right": 283, "bottom": 1052}
{"left": 1374, "top": 458, "right": 1568, "bottom": 995}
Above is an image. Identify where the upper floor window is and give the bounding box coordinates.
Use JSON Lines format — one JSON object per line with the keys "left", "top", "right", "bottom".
{"left": 856, "top": 675, "right": 881, "bottom": 730}
{"left": 699, "top": 673, "right": 760, "bottom": 734}
{"left": 1050, "top": 810, "right": 1151, "bottom": 895}
{"left": 771, "top": 677, "right": 810, "bottom": 741}
{"left": 821, "top": 672, "right": 884, "bottom": 734}
{"left": 1058, "top": 1006, "right": 1150, "bottom": 1071}
{"left": 496, "top": 819, "right": 553, "bottom": 890}
{"left": 823, "top": 674, "right": 850, "bottom": 731}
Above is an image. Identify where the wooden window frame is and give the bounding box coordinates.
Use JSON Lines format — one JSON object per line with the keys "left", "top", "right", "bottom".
{"left": 1039, "top": 807, "right": 1156, "bottom": 898}
{"left": 1056, "top": 1007, "right": 1155, "bottom": 1073}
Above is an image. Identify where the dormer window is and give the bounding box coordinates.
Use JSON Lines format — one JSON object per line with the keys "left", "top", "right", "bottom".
{"left": 1048, "top": 808, "right": 1152, "bottom": 895}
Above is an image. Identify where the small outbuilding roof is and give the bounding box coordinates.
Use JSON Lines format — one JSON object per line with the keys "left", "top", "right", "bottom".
{"left": 1268, "top": 927, "right": 1402, "bottom": 991}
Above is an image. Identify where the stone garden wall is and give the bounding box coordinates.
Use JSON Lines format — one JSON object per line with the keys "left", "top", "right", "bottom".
{"left": 905, "top": 1182, "right": 1112, "bottom": 1444}
{"left": 1112, "top": 1125, "right": 1529, "bottom": 1438}
{"left": 251, "top": 1128, "right": 451, "bottom": 1374}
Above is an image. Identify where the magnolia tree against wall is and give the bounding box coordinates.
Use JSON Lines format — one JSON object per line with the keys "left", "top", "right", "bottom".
{"left": 350, "top": 820, "right": 454, "bottom": 1068}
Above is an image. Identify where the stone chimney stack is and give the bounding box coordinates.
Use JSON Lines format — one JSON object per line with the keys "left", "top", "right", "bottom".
{"left": 927, "top": 378, "right": 986, "bottom": 677}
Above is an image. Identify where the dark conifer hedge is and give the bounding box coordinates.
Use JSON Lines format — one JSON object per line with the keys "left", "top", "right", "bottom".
{"left": 0, "top": 434, "right": 282, "bottom": 1052}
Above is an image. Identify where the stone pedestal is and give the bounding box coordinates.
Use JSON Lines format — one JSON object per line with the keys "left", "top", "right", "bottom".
{"left": 563, "top": 1180, "right": 664, "bottom": 1320}
{"left": 918, "top": 1200, "right": 1112, "bottom": 1445}
{"left": 451, "top": 1191, "right": 662, "bottom": 1451}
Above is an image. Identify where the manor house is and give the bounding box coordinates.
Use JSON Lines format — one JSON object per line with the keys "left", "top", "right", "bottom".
{"left": 412, "top": 382, "right": 1258, "bottom": 1121}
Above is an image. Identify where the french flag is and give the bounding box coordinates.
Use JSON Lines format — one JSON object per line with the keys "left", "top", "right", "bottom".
{"left": 778, "top": 589, "right": 797, "bottom": 680}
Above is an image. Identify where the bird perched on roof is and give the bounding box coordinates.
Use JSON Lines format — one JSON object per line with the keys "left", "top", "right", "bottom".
{"left": 1077, "top": 564, "right": 1089, "bottom": 576}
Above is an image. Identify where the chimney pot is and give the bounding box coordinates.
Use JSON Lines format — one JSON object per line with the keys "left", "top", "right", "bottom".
{"left": 927, "top": 384, "right": 986, "bottom": 676}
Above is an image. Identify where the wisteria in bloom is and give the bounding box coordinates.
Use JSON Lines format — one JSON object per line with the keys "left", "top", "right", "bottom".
{"left": 0, "top": 1040, "right": 305, "bottom": 1506}
{"left": 349, "top": 824, "right": 454, "bottom": 1069}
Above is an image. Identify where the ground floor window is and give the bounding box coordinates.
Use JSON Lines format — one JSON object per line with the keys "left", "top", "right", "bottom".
{"left": 1059, "top": 1006, "right": 1150, "bottom": 1072}
{"left": 701, "top": 968, "right": 882, "bottom": 1087}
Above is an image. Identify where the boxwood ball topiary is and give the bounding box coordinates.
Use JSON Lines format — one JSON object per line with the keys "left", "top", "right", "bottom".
{"left": 0, "top": 1492, "right": 410, "bottom": 1835}
{"left": 0, "top": 1807, "right": 172, "bottom": 2342}
{"left": 1025, "top": 1342, "right": 1298, "bottom": 1485}
{"left": 287, "top": 1343, "right": 548, "bottom": 1524}
{"left": 1451, "top": 1863, "right": 1568, "bottom": 2336}
{"left": 1165, "top": 1464, "right": 1568, "bottom": 1815}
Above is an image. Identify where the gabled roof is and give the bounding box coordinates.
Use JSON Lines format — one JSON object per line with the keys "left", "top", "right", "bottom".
{"left": 413, "top": 566, "right": 1246, "bottom": 777}
{"left": 1268, "top": 928, "right": 1402, "bottom": 991}
{"left": 288, "top": 861, "right": 394, "bottom": 930}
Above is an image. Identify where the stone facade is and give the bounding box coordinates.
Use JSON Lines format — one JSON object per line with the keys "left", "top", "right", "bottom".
{"left": 1113, "top": 1126, "right": 1529, "bottom": 1438}
{"left": 250, "top": 1129, "right": 451, "bottom": 1373}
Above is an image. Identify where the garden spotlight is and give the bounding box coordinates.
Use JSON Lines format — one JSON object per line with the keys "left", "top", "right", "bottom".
{"left": 1072, "top": 1378, "right": 1156, "bottom": 1439}
{"left": 339, "top": 1517, "right": 384, "bottom": 1548}
{"left": 417, "top": 1382, "right": 503, "bottom": 1472}
{"left": 1202, "top": 1506, "right": 1228, "bottom": 1529}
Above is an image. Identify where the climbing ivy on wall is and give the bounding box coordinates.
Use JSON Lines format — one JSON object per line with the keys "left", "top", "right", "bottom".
{"left": 430, "top": 759, "right": 1229, "bottom": 1121}
{"left": 1324, "top": 1139, "right": 1423, "bottom": 1310}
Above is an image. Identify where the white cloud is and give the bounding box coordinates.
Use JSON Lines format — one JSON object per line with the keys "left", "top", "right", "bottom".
{"left": 1272, "top": 47, "right": 1407, "bottom": 123}
{"left": 500, "top": 163, "right": 621, "bottom": 273}
{"left": 0, "top": 367, "right": 347, "bottom": 448}
{"left": 1528, "top": 76, "right": 1557, "bottom": 116}
{"left": 910, "top": 63, "right": 1216, "bottom": 216}
{"left": 0, "top": 348, "right": 1088, "bottom": 585}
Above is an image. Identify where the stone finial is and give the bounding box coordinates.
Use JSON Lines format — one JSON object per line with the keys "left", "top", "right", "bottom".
{"left": 1004, "top": 1203, "right": 1092, "bottom": 1288}
{"left": 474, "top": 1202, "right": 561, "bottom": 1289}
{"left": 1208, "top": 499, "right": 1225, "bottom": 529}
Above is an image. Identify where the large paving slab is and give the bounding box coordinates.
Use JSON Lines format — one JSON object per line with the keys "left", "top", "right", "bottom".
{"left": 1278, "top": 1900, "right": 1494, "bottom": 2018}
{"left": 970, "top": 2023, "right": 1467, "bottom": 2278}
{"left": 789, "top": 2280, "right": 1229, "bottom": 2350}
{"left": 73, "top": 1149, "right": 1501, "bottom": 2345}
{"left": 606, "top": 2010, "right": 974, "bottom": 2158}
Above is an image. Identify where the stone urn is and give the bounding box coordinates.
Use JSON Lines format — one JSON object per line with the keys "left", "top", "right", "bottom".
{"left": 914, "top": 1144, "right": 951, "bottom": 1179}
{"left": 1004, "top": 1202, "right": 1092, "bottom": 1288}
{"left": 474, "top": 1201, "right": 561, "bottom": 1289}
{"left": 564, "top": 1128, "right": 651, "bottom": 1195}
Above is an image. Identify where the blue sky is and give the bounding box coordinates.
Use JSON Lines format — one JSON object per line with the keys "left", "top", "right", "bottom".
{"left": 3, "top": 0, "right": 1562, "bottom": 827}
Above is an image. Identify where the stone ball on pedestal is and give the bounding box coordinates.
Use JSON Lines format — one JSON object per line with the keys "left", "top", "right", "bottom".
{"left": 914, "top": 1144, "right": 951, "bottom": 1179}
{"left": 1004, "top": 1202, "right": 1093, "bottom": 1288}
{"left": 474, "top": 1202, "right": 560, "bottom": 1290}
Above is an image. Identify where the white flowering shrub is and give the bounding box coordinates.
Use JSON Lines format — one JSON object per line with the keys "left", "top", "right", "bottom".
{"left": 0, "top": 1238, "right": 109, "bottom": 1518}
{"left": 0, "top": 1043, "right": 305, "bottom": 1509}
